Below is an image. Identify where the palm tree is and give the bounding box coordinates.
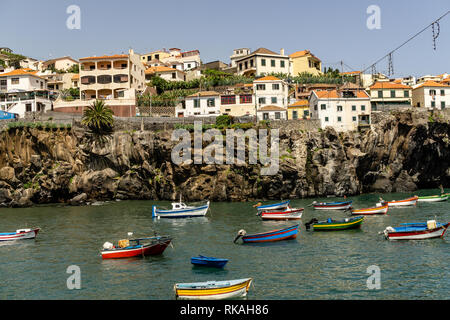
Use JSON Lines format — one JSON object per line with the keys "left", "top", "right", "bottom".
{"left": 81, "top": 99, "right": 114, "bottom": 133}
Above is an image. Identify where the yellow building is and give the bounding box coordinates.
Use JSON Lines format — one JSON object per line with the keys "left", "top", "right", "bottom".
{"left": 288, "top": 100, "right": 310, "bottom": 119}
{"left": 140, "top": 50, "right": 171, "bottom": 64}
{"left": 289, "top": 50, "right": 322, "bottom": 76}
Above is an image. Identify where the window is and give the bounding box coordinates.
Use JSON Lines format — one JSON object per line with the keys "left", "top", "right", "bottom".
{"left": 303, "top": 110, "right": 309, "bottom": 118}
{"left": 429, "top": 89, "right": 436, "bottom": 95}
{"left": 250, "top": 60, "right": 254, "bottom": 67}
{"left": 280, "top": 61, "right": 285, "bottom": 68}
{"left": 274, "top": 112, "right": 280, "bottom": 119}
{"left": 337, "top": 116, "right": 342, "bottom": 122}
{"left": 440, "top": 90, "right": 445, "bottom": 96}
{"left": 261, "top": 59, "right": 266, "bottom": 66}
{"left": 245, "top": 61, "right": 248, "bottom": 69}
{"left": 225, "top": 109, "right": 231, "bottom": 112}
{"left": 404, "top": 90, "right": 410, "bottom": 97}
{"left": 352, "top": 116, "right": 357, "bottom": 122}
{"left": 221, "top": 95, "right": 236, "bottom": 105}
{"left": 272, "top": 84, "right": 280, "bottom": 90}
{"left": 361, "top": 105, "right": 366, "bottom": 111}
{"left": 352, "top": 105, "right": 356, "bottom": 111}
{"left": 258, "top": 97, "right": 266, "bottom": 105}
{"left": 187, "top": 64, "right": 191, "bottom": 68}
{"left": 172, "top": 73, "right": 176, "bottom": 79}
{"left": 271, "top": 97, "right": 277, "bottom": 104}
{"left": 271, "top": 60, "right": 275, "bottom": 67}
{"left": 431, "top": 101, "right": 435, "bottom": 108}
{"left": 337, "top": 105, "right": 343, "bottom": 112}
{"left": 441, "top": 101, "right": 445, "bottom": 109}
{"left": 239, "top": 63, "right": 243, "bottom": 71}
{"left": 378, "top": 90, "right": 383, "bottom": 98}
{"left": 314, "top": 105, "right": 318, "bottom": 111}
{"left": 325, "top": 117, "right": 329, "bottom": 122}
{"left": 293, "top": 110, "right": 298, "bottom": 119}
{"left": 390, "top": 90, "right": 396, "bottom": 98}
{"left": 320, "top": 104, "right": 326, "bottom": 110}
{"left": 256, "top": 84, "right": 266, "bottom": 90}
{"left": 11, "top": 78, "right": 19, "bottom": 85}
{"left": 193, "top": 99, "right": 200, "bottom": 108}
{"left": 240, "top": 94, "right": 252, "bottom": 104}
{"left": 117, "top": 91, "right": 124, "bottom": 98}
{"left": 207, "top": 98, "right": 215, "bottom": 107}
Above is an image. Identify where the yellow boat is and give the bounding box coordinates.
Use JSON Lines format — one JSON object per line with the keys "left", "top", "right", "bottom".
{"left": 174, "top": 278, "right": 253, "bottom": 300}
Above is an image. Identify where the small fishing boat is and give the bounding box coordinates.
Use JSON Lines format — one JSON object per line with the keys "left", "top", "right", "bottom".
{"left": 152, "top": 198, "right": 210, "bottom": 219}
{"left": 191, "top": 255, "right": 228, "bottom": 268}
{"left": 351, "top": 204, "right": 389, "bottom": 215}
{"left": 313, "top": 200, "right": 352, "bottom": 210}
{"left": 382, "top": 220, "right": 450, "bottom": 240}
{"left": 234, "top": 224, "right": 299, "bottom": 243}
{"left": 0, "top": 228, "right": 40, "bottom": 241}
{"left": 417, "top": 195, "right": 448, "bottom": 202}
{"left": 101, "top": 235, "right": 172, "bottom": 259}
{"left": 174, "top": 278, "right": 253, "bottom": 300}
{"left": 260, "top": 207, "right": 304, "bottom": 220}
{"left": 377, "top": 196, "right": 418, "bottom": 207}
{"left": 305, "top": 216, "right": 364, "bottom": 231}
{"left": 255, "top": 200, "right": 290, "bottom": 213}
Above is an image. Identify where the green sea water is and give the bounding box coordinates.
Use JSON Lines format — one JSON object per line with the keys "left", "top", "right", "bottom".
{"left": 0, "top": 190, "right": 449, "bottom": 299}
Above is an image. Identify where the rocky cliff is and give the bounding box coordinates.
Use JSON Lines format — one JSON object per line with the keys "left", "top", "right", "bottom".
{"left": 0, "top": 110, "right": 449, "bottom": 207}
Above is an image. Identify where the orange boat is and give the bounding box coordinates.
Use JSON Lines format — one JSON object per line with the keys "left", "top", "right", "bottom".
{"left": 351, "top": 204, "right": 389, "bottom": 215}
{"left": 377, "top": 196, "right": 418, "bottom": 207}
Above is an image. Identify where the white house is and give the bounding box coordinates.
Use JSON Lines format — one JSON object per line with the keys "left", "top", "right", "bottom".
{"left": 145, "top": 66, "right": 186, "bottom": 82}
{"left": 412, "top": 81, "right": 450, "bottom": 109}
{"left": 253, "top": 76, "right": 289, "bottom": 110}
{"left": 0, "top": 68, "right": 51, "bottom": 117}
{"left": 184, "top": 91, "right": 220, "bottom": 117}
{"left": 235, "top": 48, "right": 290, "bottom": 77}
{"left": 256, "top": 105, "right": 287, "bottom": 121}
{"left": 309, "top": 89, "right": 371, "bottom": 132}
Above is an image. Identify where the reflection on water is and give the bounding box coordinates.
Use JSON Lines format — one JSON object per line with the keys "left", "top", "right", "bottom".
{"left": 0, "top": 190, "right": 449, "bottom": 299}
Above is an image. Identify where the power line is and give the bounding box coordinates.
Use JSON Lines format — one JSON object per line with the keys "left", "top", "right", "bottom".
{"left": 362, "top": 10, "right": 450, "bottom": 74}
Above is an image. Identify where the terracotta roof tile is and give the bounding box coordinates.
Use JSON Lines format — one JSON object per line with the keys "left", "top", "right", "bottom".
{"left": 254, "top": 76, "right": 281, "bottom": 82}
{"left": 414, "top": 80, "right": 450, "bottom": 89}
{"left": 258, "top": 105, "right": 287, "bottom": 111}
{"left": 0, "top": 68, "right": 39, "bottom": 77}
{"left": 289, "top": 100, "right": 309, "bottom": 107}
{"left": 289, "top": 50, "right": 321, "bottom": 62}
{"left": 251, "top": 48, "right": 279, "bottom": 55}
{"left": 313, "top": 90, "right": 369, "bottom": 99}
{"left": 80, "top": 54, "right": 128, "bottom": 61}
{"left": 370, "top": 81, "right": 412, "bottom": 89}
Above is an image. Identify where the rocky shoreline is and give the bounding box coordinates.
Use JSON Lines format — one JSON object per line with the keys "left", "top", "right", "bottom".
{"left": 0, "top": 110, "right": 449, "bottom": 207}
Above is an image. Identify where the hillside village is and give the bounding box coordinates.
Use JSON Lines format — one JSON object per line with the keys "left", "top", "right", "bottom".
{"left": 1, "top": 46, "right": 449, "bottom": 132}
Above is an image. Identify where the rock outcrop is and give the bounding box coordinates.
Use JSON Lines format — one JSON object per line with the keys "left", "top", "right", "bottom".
{"left": 0, "top": 110, "right": 449, "bottom": 207}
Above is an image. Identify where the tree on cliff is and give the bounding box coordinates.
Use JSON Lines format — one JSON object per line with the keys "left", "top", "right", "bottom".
{"left": 81, "top": 100, "right": 114, "bottom": 133}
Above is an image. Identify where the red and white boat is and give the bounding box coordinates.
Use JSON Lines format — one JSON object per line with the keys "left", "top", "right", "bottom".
{"left": 260, "top": 207, "right": 304, "bottom": 220}
{"left": 0, "top": 228, "right": 40, "bottom": 241}
{"left": 377, "top": 196, "right": 418, "bottom": 207}
{"left": 101, "top": 235, "right": 172, "bottom": 259}
{"left": 383, "top": 221, "right": 450, "bottom": 240}
{"left": 351, "top": 204, "right": 389, "bottom": 215}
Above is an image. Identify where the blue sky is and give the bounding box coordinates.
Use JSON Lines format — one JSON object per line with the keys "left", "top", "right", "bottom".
{"left": 2, "top": 0, "right": 449, "bottom": 77}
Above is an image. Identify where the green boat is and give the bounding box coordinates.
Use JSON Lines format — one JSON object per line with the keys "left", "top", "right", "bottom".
{"left": 305, "top": 216, "right": 364, "bottom": 231}
{"left": 417, "top": 195, "right": 448, "bottom": 202}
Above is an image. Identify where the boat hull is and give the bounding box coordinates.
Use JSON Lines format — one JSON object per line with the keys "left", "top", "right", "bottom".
{"left": 242, "top": 225, "right": 299, "bottom": 243}
{"left": 261, "top": 208, "right": 303, "bottom": 220}
{"left": 256, "top": 201, "right": 290, "bottom": 213}
{"left": 175, "top": 278, "right": 252, "bottom": 300}
{"left": 313, "top": 217, "right": 364, "bottom": 231}
{"left": 351, "top": 205, "right": 388, "bottom": 215}
{"left": 0, "top": 228, "right": 40, "bottom": 241}
{"left": 152, "top": 202, "right": 209, "bottom": 218}
{"left": 381, "top": 197, "right": 418, "bottom": 207}
{"left": 417, "top": 195, "right": 448, "bottom": 202}
{"left": 385, "top": 223, "right": 449, "bottom": 240}
{"left": 101, "top": 239, "right": 171, "bottom": 259}
{"left": 313, "top": 201, "right": 352, "bottom": 210}
{"left": 191, "top": 259, "right": 228, "bottom": 268}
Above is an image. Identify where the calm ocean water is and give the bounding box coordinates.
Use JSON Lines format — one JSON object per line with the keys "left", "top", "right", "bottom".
{"left": 0, "top": 190, "right": 449, "bottom": 300}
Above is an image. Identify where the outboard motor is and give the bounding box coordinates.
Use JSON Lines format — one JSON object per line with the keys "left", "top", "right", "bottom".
{"left": 305, "top": 218, "right": 318, "bottom": 230}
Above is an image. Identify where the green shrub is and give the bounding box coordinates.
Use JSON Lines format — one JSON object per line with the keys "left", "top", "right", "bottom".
{"left": 216, "top": 115, "right": 233, "bottom": 127}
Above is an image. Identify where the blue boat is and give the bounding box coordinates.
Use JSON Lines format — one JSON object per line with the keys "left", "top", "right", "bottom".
{"left": 255, "top": 200, "right": 290, "bottom": 213}
{"left": 191, "top": 255, "right": 229, "bottom": 268}
{"left": 152, "top": 200, "right": 210, "bottom": 218}
{"left": 234, "top": 224, "right": 299, "bottom": 243}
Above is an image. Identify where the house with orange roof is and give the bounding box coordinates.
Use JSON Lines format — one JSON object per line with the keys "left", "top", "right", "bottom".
{"left": 235, "top": 48, "right": 290, "bottom": 76}
{"left": 182, "top": 91, "right": 221, "bottom": 117}
{"left": 368, "top": 81, "right": 412, "bottom": 110}
{"left": 220, "top": 86, "right": 255, "bottom": 117}
{"left": 412, "top": 81, "right": 450, "bottom": 109}
{"left": 140, "top": 48, "right": 201, "bottom": 71}
{"left": 289, "top": 50, "right": 322, "bottom": 76}
{"left": 257, "top": 105, "right": 288, "bottom": 121}
{"left": 309, "top": 89, "right": 371, "bottom": 132}
{"left": 288, "top": 99, "right": 310, "bottom": 120}
{"left": 0, "top": 68, "right": 51, "bottom": 117}
{"left": 145, "top": 66, "right": 186, "bottom": 82}
{"left": 253, "top": 76, "right": 289, "bottom": 111}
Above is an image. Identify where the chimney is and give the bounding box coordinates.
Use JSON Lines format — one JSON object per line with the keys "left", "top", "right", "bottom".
{"left": 280, "top": 48, "right": 285, "bottom": 56}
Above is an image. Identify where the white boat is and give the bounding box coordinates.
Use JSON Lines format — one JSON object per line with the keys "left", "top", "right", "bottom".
{"left": 0, "top": 228, "right": 40, "bottom": 241}
{"left": 377, "top": 196, "right": 418, "bottom": 207}
{"left": 174, "top": 278, "right": 253, "bottom": 300}
{"left": 260, "top": 207, "right": 303, "bottom": 220}
{"left": 383, "top": 221, "right": 450, "bottom": 240}
{"left": 255, "top": 200, "right": 290, "bottom": 213}
{"left": 417, "top": 195, "right": 448, "bottom": 202}
{"left": 152, "top": 199, "right": 210, "bottom": 218}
